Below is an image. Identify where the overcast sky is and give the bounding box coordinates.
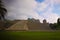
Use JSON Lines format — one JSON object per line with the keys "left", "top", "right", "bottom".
{"left": 3, "top": 0, "right": 60, "bottom": 23}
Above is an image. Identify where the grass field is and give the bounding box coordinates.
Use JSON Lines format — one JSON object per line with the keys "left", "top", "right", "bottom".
{"left": 0, "top": 31, "right": 60, "bottom": 40}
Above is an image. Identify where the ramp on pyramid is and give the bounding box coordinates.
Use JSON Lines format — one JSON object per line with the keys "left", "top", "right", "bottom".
{"left": 6, "top": 20, "right": 28, "bottom": 30}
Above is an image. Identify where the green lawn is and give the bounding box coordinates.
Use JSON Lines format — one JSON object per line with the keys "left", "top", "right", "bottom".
{"left": 0, "top": 31, "right": 60, "bottom": 40}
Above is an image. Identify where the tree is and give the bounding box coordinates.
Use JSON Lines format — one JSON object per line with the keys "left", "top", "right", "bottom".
{"left": 57, "top": 18, "right": 60, "bottom": 25}
{"left": 56, "top": 18, "right": 60, "bottom": 30}
{"left": 0, "top": 0, "right": 7, "bottom": 30}
{"left": 49, "top": 23, "right": 57, "bottom": 30}
{"left": 0, "top": 0, "right": 7, "bottom": 21}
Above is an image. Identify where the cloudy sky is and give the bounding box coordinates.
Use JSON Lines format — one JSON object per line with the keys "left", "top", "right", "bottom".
{"left": 3, "top": 0, "right": 60, "bottom": 23}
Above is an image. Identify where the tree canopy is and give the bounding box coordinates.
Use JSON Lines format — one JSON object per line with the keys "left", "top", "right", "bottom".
{"left": 0, "top": 0, "right": 7, "bottom": 20}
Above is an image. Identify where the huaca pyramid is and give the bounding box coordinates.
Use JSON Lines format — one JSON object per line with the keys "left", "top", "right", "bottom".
{"left": 6, "top": 18, "right": 52, "bottom": 31}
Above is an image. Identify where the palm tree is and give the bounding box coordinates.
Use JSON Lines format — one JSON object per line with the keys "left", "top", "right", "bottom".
{"left": 57, "top": 18, "right": 60, "bottom": 25}
{"left": 0, "top": 0, "right": 7, "bottom": 30}
{"left": 0, "top": 0, "right": 7, "bottom": 21}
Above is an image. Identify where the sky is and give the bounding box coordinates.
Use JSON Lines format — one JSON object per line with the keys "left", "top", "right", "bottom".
{"left": 3, "top": 0, "right": 60, "bottom": 23}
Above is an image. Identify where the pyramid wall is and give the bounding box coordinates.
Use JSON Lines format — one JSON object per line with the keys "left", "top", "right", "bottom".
{"left": 27, "top": 20, "right": 51, "bottom": 31}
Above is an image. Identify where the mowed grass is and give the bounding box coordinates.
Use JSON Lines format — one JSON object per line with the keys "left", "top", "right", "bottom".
{"left": 0, "top": 31, "right": 60, "bottom": 40}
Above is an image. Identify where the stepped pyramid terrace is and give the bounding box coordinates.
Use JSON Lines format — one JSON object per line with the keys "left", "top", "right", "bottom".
{"left": 4, "top": 18, "right": 52, "bottom": 31}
